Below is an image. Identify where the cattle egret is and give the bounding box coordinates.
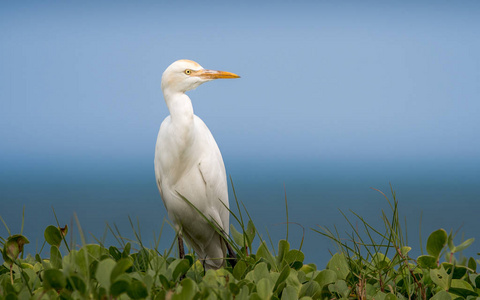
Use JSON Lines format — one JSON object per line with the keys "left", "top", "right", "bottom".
{"left": 154, "top": 59, "right": 240, "bottom": 270}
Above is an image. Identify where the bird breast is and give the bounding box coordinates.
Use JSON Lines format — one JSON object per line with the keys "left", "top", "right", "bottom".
{"left": 154, "top": 115, "right": 227, "bottom": 216}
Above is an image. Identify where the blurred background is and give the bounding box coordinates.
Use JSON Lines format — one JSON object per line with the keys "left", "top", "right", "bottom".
{"left": 1, "top": 1, "right": 479, "bottom": 266}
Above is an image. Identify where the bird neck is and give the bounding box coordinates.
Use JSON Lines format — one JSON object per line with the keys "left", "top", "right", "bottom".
{"left": 164, "top": 90, "right": 195, "bottom": 126}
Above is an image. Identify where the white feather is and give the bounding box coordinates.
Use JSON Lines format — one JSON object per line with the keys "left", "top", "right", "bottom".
{"left": 154, "top": 60, "right": 237, "bottom": 269}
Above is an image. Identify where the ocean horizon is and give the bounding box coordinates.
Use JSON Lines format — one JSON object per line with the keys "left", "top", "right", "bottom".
{"left": 1, "top": 158, "right": 478, "bottom": 267}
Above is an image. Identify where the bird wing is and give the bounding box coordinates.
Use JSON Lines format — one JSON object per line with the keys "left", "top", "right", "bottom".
{"left": 154, "top": 116, "right": 170, "bottom": 209}
{"left": 195, "top": 116, "right": 230, "bottom": 234}
{"left": 154, "top": 115, "right": 230, "bottom": 269}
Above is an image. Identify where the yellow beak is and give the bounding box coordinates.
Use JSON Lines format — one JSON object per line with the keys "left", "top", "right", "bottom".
{"left": 193, "top": 69, "right": 240, "bottom": 79}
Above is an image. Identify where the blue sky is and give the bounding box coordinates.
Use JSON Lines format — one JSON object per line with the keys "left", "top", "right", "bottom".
{"left": 1, "top": 1, "right": 480, "bottom": 181}
{"left": 1, "top": 1, "right": 479, "bottom": 178}
{"left": 1, "top": 1, "right": 480, "bottom": 265}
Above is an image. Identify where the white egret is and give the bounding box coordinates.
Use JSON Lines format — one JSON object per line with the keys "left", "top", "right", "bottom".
{"left": 154, "top": 59, "right": 239, "bottom": 270}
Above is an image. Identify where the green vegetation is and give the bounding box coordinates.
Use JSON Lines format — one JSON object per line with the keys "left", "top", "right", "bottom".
{"left": 1, "top": 188, "right": 478, "bottom": 299}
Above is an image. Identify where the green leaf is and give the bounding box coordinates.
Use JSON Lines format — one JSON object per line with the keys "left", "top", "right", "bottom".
{"left": 1, "top": 247, "right": 13, "bottom": 265}
{"left": 441, "top": 263, "right": 467, "bottom": 279}
{"left": 314, "top": 269, "right": 337, "bottom": 287}
{"left": 170, "top": 259, "right": 190, "bottom": 281}
{"left": 109, "top": 246, "right": 122, "bottom": 261}
{"left": 74, "top": 244, "right": 107, "bottom": 278}
{"left": 3, "top": 234, "right": 30, "bottom": 262}
{"left": 417, "top": 255, "right": 438, "bottom": 269}
{"left": 5, "top": 294, "right": 18, "bottom": 300}
{"left": 451, "top": 279, "right": 474, "bottom": 290}
{"left": 253, "top": 262, "right": 270, "bottom": 283}
{"left": 158, "top": 274, "right": 172, "bottom": 289}
{"left": 285, "top": 249, "right": 305, "bottom": 265}
{"left": 123, "top": 243, "right": 131, "bottom": 257}
{"left": 90, "top": 259, "right": 99, "bottom": 280}
{"left": 328, "top": 280, "right": 349, "bottom": 298}
{"left": 365, "top": 284, "right": 376, "bottom": 297}
{"left": 50, "top": 245, "right": 62, "bottom": 269}
{"left": 1, "top": 281, "right": 16, "bottom": 296}
{"left": 237, "top": 285, "right": 250, "bottom": 300}
{"left": 95, "top": 258, "right": 116, "bottom": 289}
{"left": 143, "top": 274, "right": 154, "bottom": 293}
{"left": 151, "top": 255, "right": 167, "bottom": 276}
{"left": 372, "top": 253, "right": 390, "bottom": 269}
{"left": 447, "top": 230, "right": 455, "bottom": 252}
{"left": 230, "top": 224, "right": 245, "bottom": 247}
{"left": 21, "top": 262, "right": 33, "bottom": 269}
{"left": 44, "top": 225, "right": 62, "bottom": 247}
{"left": 372, "top": 291, "right": 387, "bottom": 299}
{"left": 449, "top": 279, "right": 477, "bottom": 297}
{"left": 229, "top": 282, "right": 240, "bottom": 295}
{"left": 299, "top": 281, "right": 321, "bottom": 298}
{"left": 273, "top": 265, "right": 290, "bottom": 292}
{"left": 127, "top": 279, "right": 148, "bottom": 299}
{"left": 66, "top": 275, "right": 86, "bottom": 295}
{"left": 400, "top": 246, "right": 412, "bottom": 256}
{"left": 132, "top": 248, "right": 150, "bottom": 272}
{"left": 43, "top": 269, "right": 67, "bottom": 290}
{"left": 233, "top": 260, "right": 247, "bottom": 280}
{"left": 257, "top": 277, "right": 274, "bottom": 299}
{"left": 468, "top": 257, "right": 476, "bottom": 273}
{"left": 430, "top": 267, "right": 449, "bottom": 290}
{"left": 431, "top": 290, "right": 452, "bottom": 300}
{"left": 110, "top": 280, "right": 129, "bottom": 298}
{"left": 300, "top": 264, "right": 315, "bottom": 275}
{"left": 172, "top": 278, "right": 197, "bottom": 300}
{"left": 246, "top": 220, "right": 256, "bottom": 245}
{"left": 453, "top": 238, "right": 474, "bottom": 253}
{"left": 281, "top": 285, "right": 298, "bottom": 300}
{"left": 427, "top": 229, "right": 448, "bottom": 258}
{"left": 256, "top": 242, "right": 276, "bottom": 269}
{"left": 475, "top": 275, "right": 480, "bottom": 289}
{"left": 184, "top": 254, "right": 194, "bottom": 266}
{"left": 327, "top": 253, "right": 349, "bottom": 280}
{"left": 384, "top": 294, "right": 398, "bottom": 300}
{"left": 297, "top": 269, "right": 307, "bottom": 283}
{"left": 111, "top": 258, "right": 133, "bottom": 283}
{"left": 202, "top": 269, "right": 218, "bottom": 286}
{"left": 291, "top": 261, "right": 303, "bottom": 270}
{"left": 277, "top": 240, "right": 290, "bottom": 266}
{"left": 249, "top": 293, "right": 262, "bottom": 300}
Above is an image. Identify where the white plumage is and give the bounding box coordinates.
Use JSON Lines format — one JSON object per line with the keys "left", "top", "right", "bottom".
{"left": 154, "top": 60, "right": 239, "bottom": 269}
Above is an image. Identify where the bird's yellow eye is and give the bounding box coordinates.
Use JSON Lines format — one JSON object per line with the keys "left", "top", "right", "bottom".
{"left": 185, "top": 69, "right": 192, "bottom": 75}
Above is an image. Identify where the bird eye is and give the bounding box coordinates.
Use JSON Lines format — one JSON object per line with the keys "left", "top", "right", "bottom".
{"left": 185, "top": 69, "right": 192, "bottom": 75}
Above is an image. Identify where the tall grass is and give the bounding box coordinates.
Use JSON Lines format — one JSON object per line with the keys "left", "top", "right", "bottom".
{"left": 0, "top": 184, "right": 478, "bottom": 299}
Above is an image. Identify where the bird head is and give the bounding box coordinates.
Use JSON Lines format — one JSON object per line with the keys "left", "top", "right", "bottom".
{"left": 161, "top": 59, "right": 240, "bottom": 94}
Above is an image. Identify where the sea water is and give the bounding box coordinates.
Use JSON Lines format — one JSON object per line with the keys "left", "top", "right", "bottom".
{"left": 0, "top": 159, "right": 478, "bottom": 267}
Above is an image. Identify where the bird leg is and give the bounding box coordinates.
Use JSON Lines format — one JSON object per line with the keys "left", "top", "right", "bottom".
{"left": 225, "top": 239, "right": 237, "bottom": 269}
{"left": 178, "top": 235, "right": 185, "bottom": 259}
